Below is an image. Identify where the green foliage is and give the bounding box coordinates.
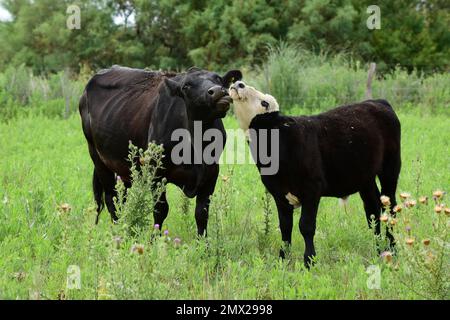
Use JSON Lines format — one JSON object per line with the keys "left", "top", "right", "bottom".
{"left": 114, "top": 143, "right": 166, "bottom": 237}
{"left": 0, "top": 0, "right": 448, "bottom": 73}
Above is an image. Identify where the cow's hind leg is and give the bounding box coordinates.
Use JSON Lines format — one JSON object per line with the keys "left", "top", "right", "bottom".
{"left": 379, "top": 153, "right": 401, "bottom": 246}
{"left": 89, "top": 145, "right": 118, "bottom": 223}
{"left": 93, "top": 166, "right": 118, "bottom": 223}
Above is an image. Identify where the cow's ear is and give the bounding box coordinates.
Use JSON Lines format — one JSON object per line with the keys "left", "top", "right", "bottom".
{"left": 164, "top": 78, "right": 182, "bottom": 97}
{"left": 222, "top": 70, "right": 243, "bottom": 87}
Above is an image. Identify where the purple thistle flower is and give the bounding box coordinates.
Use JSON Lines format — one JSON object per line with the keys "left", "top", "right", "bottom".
{"left": 164, "top": 230, "right": 169, "bottom": 236}
{"left": 154, "top": 224, "right": 160, "bottom": 230}
{"left": 174, "top": 237, "right": 181, "bottom": 245}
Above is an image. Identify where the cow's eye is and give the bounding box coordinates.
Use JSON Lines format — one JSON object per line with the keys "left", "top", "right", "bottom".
{"left": 261, "top": 100, "right": 269, "bottom": 108}
{"left": 182, "top": 84, "right": 190, "bottom": 91}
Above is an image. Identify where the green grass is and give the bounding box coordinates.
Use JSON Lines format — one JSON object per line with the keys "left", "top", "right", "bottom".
{"left": 0, "top": 109, "right": 449, "bottom": 300}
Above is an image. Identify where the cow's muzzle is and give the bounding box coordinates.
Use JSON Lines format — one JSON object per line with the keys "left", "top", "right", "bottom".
{"left": 215, "top": 95, "right": 232, "bottom": 113}
{"left": 208, "top": 85, "right": 231, "bottom": 112}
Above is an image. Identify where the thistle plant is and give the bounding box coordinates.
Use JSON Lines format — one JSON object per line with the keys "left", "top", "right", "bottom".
{"left": 114, "top": 142, "right": 166, "bottom": 237}
{"left": 382, "top": 189, "right": 449, "bottom": 299}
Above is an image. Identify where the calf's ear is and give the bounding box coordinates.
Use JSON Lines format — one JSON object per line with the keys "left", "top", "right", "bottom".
{"left": 164, "top": 78, "right": 182, "bottom": 97}
{"left": 222, "top": 70, "right": 243, "bottom": 87}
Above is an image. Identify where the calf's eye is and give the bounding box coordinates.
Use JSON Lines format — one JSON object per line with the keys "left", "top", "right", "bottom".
{"left": 261, "top": 100, "right": 269, "bottom": 108}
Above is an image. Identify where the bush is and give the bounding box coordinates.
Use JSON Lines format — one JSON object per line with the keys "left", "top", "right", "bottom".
{"left": 0, "top": 65, "right": 87, "bottom": 121}
{"left": 0, "top": 46, "right": 448, "bottom": 121}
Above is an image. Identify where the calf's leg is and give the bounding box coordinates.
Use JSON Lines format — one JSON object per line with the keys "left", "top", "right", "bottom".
{"left": 299, "top": 197, "right": 320, "bottom": 268}
{"left": 275, "top": 198, "right": 294, "bottom": 259}
{"left": 359, "top": 181, "right": 382, "bottom": 236}
{"left": 379, "top": 154, "right": 401, "bottom": 246}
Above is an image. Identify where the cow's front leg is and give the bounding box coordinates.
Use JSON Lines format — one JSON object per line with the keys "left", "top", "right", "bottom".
{"left": 299, "top": 196, "right": 320, "bottom": 268}
{"left": 153, "top": 191, "right": 169, "bottom": 231}
{"left": 195, "top": 195, "right": 210, "bottom": 237}
{"left": 275, "top": 197, "right": 294, "bottom": 259}
{"left": 194, "top": 165, "right": 219, "bottom": 237}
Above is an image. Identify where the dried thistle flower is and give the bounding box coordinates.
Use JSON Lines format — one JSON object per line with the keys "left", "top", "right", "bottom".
{"left": 422, "top": 239, "right": 430, "bottom": 246}
{"left": 380, "top": 195, "right": 391, "bottom": 207}
{"left": 131, "top": 244, "right": 144, "bottom": 255}
{"left": 380, "top": 251, "right": 393, "bottom": 263}
{"left": 406, "top": 238, "right": 415, "bottom": 246}
{"left": 400, "top": 192, "right": 411, "bottom": 200}
{"left": 380, "top": 214, "right": 389, "bottom": 223}
{"left": 58, "top": 203, "right": 72, "bottom": 213}
{"left": 444, "top": 207, "right": 450, "bottom": 216}
{"left": 419, "top": 196, "right": 428, "bottom": 205}
{"left": 393, "top": 205, "right": 402, "bottom": 213}
{"left": 433, "top": 190, "right": 444, "bottom": 200}
{"left": 404, "top": 199, "right": 417, "bottom": 208}
{"left": 434, "top": 205, "right": 443, "bottom": 214}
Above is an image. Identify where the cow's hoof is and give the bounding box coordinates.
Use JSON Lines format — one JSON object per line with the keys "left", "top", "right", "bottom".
{"left": 279, "top": 246, "right": 291, "bottom": 260}
{"left": 303, "top": 255, "right": 316, "bottom": 269}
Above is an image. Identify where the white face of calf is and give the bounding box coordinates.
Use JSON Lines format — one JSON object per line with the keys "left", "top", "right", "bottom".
{"left": 229, "top": 81, "right": 279, "bottom": 131}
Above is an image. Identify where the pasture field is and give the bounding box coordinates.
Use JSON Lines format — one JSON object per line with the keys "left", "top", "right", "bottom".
{"left": 0, "top": 109, "right": 449, "bottom": 300}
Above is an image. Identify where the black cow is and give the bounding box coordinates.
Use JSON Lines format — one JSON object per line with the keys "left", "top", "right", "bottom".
{"left": 230, "top": 81, "right": 401, "bottom": 267}
{"left": 79, "top": 66, "right": 242, "bottom": 235}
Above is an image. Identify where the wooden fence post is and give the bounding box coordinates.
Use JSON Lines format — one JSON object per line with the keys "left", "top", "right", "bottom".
{"left": 366, "top": 62, "right": 376, "bottom": 100}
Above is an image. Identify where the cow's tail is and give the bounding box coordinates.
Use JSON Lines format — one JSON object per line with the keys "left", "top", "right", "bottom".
{"left": 93, "top": 169, "right": 105, "bottom": 224}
